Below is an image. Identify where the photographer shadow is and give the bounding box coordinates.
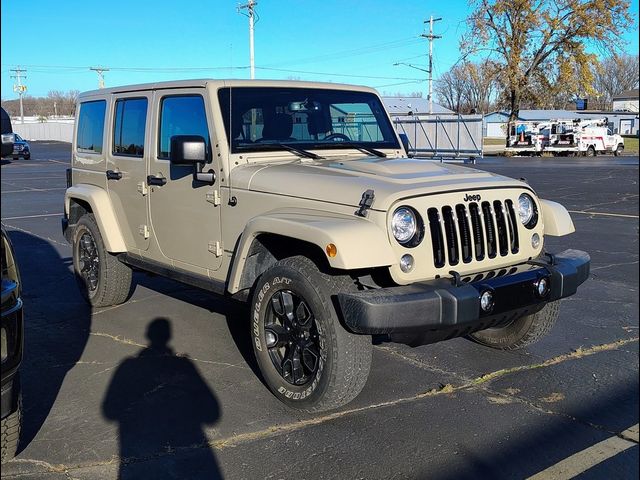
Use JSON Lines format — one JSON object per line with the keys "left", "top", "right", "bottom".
{"left": 102, "top": 317, "right": 222, "bottom": 480}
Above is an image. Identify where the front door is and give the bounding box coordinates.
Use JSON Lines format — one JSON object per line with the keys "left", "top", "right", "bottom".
{"left": 148, "top": 89, "right": 222, "bottom": 272}
{"left": 106, "top": 93, "right": 151, "bottom": 251}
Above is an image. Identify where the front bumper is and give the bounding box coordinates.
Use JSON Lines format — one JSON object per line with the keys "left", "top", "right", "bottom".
{"left": 337, "top": 249, "right": 589, "bottom": 340}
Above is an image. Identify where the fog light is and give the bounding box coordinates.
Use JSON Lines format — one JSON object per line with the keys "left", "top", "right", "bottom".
{"left": 535, "top": 277, "right": 550, "bottom": 297}
{"left": 531, "top": 233, "right": 540, "bottom": 249}
{"left": 399, "top": 254, "right": 414, "bottom": 273}
{"left": 480, "top": 290, "right": 494, "bottom": 312}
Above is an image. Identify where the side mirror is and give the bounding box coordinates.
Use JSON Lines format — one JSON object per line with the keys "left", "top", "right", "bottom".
{"left": 398, "top": 133, "right": 411, "bottom": 157}
{"left": 170, "top": 135, "right": 206, "bottom": 165}
{"left": 169, "top": 135, "right": 215, "bottom": 185}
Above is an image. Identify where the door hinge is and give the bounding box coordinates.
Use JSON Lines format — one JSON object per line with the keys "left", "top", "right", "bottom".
{"left": 138, "top": 225, "right": 150, "bottom": 239}
{"left": 137, "top": 181, "right": 148, "bottom": 196}
{"left": 206, "top": 190, "right": 221, "bottom": 206}
{"left": 208, "top": 241, "right": 223, "bottom": 257}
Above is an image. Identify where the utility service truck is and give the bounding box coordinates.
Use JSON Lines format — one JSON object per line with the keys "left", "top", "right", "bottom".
{"left": 545, "top": 118, "right": 624, "bottom": 156}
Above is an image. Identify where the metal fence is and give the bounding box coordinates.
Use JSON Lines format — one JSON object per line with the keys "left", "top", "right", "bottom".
{"left": 393, "top": 114, "right": 484, "bottom": 160}
{"left": 12, "top": 122, "right": 74, "bottom": 143}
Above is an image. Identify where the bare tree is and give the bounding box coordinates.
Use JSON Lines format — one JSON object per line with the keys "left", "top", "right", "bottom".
{"left": 434, "top": 64, "right": 467, "bottom": 112}
{"left": 436, "top": 62, "right": 499, "bottom": 113}
{"left": 591, "top": 54, "right": 639, "bottom": 109}
{"left": 1, "top": 90, "right": 80, "bottom": 118}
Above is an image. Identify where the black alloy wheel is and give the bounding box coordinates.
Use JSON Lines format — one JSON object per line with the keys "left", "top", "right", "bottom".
{"left": 265, "top": 290, "right": 320, "bottom": 386}
{"left": 78, "top": 231, "right": 100, "bottom": 292}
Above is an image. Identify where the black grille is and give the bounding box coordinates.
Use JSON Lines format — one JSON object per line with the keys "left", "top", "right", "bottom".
{"left": 427, "top": 200, "right": 520, "bottom": 268}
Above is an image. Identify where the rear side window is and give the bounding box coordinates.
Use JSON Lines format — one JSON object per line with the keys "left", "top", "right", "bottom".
{"left": 77, "top": 100, "right": 106, "bottom": 153}
{"left": 113, "top": 98, "right": 148, "bottom": 157}
{"left": 158, "top": 95, "right": 209, "bottom": 159}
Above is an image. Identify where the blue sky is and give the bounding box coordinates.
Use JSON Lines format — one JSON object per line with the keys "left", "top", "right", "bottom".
{"left": 1, "top": 0, "right": 638, "bottom": 99}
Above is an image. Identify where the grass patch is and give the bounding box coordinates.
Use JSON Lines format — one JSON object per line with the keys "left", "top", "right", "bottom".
{"left": 622, "top": 136, "right": 638, "bottom": 154}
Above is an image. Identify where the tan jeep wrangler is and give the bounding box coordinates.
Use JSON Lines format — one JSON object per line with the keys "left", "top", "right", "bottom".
{"left": 62, "top": 80, "right": 590, "bottom": 412}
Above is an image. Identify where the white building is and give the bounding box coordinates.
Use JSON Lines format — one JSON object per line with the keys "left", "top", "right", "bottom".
{"left": 612, "top": 89, "right": 639, "bottom": 113}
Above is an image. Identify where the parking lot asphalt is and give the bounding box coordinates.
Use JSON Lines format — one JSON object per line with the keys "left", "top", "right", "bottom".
{"left": 1, "top": 142, "right": 638, "bottom": 480}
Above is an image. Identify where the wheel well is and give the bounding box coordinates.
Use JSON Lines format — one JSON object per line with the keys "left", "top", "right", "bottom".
{"left": 68, "top": 198, "right": 92, "bottom": 225}
{"left": 237, "top": 233, "right": 332, "bottom": 292}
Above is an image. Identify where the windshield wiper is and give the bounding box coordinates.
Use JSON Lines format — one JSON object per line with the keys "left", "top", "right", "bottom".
{"left": 334, "top": 142, "right": 387, "bottom": 158}
{"left": 272, "top": 143, "right": 324, "bottom": 160}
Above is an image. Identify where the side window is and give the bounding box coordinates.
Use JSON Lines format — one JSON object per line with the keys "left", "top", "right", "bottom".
{"left": 77, "top": 100, "right": 106, "bottom": 154}
{"left": 113, "top": 98, "right": 148, "bottom": 157}
{"left": 158, "top": 95, "right": 209, "bottom": 159}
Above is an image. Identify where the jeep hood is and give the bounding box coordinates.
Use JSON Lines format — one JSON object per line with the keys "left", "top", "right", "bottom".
{"left": 234, "top": 156, "right": 529, "bottom": 211}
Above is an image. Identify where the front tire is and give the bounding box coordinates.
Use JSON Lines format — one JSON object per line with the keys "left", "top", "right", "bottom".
{"left": 72, "top": 214, "right": 132, "bottom": 307}
{"left": 251, "top": 256, "right": 372, "bottom": 412}
{"left": 1, "top": 381, "right": 21, "bottom": 463}
{"left": 468, "top": 301, "right": 560, "bottom": 350}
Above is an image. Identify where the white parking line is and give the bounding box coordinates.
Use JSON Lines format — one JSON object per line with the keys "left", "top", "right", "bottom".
{"left": 1, "top": 213, "right": 62, "bottom": 220}
{"left": 2, "top": 187, "right": 67, "bottom": 194}
{"left": 568, "top": 210, "right": 639, "bottom": 219}
{"left": 527, "top": 424, "right": 639, "bottom": 480}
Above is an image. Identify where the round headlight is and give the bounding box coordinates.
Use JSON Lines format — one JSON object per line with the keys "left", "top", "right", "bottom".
{"left": 518, "top": 193, "right": 536, "bottom": 227}
{"left": 392, "top": 207, "right": 417, "bottom": 244}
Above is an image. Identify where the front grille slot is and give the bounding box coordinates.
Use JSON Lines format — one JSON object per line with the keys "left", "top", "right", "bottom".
{"left": 469, "top": 203, "right": 484, "bottom": 261}
{"left": 455, "top": 205, "right": 473, "bottom": 263}
{"left": 427, "top": 196, "right": 522, "bottom": 269}
{"left": 481, "top": 202, "right": 497, "bottom": 259}
{"left": 493, "top": 200, "right": 509, "bottom": 256}
{"left": 427, "top": 208, "right": 446, "bottom": 268}
{"left": 442, "top": 206, "right": 459, "bottom": 265}
{"left": 505, "top": 199, "right": 520, "bottom": 253}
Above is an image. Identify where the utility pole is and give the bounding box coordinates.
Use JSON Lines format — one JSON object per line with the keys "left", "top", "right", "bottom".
{"left": 238, "top": 0, "right": 258, "bottom": 139}
{"left": 238, "top": 0, "right": 257, "bottom": 79}
{"left": 90, "top": 66, "right": 110, "bottom": 89}
{"left": 10, "top": 67, "right": 27, "bottom": 124}
{"left": 421, "top": 16, "right": 442, "bottom": 114}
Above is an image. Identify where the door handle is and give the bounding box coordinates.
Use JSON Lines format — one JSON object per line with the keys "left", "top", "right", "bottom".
{"left": 147, "top": 174, "right": 167, "bottom": 186}
{"left": 106, "top": 169, "right": 122, "bottom": 180}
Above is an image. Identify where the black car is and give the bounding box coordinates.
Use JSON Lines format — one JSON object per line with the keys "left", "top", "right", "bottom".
{"left": 1, "top": 108, "right": 13, "bottom": 158}
{"left": 11, "top": 134, "right": 30, "bottom": 160}
{"left": 1, "top": 226, "right": 23, "bottom": 463}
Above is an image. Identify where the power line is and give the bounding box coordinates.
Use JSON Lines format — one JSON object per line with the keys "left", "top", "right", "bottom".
{"left": 256, "top": 66, "right": 422, "bottom": 81}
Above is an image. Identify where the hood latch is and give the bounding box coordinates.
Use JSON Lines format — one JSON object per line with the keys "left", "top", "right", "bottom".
{"left": 355, "top": 189, "right": 375, "bottom": 217}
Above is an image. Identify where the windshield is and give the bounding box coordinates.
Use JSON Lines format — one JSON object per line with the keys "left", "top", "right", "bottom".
{"left": 218, "top": 87, "right": 400, "bottom": 154}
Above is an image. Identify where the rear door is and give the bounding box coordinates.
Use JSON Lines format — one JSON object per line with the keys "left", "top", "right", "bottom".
{"left": 148, "top": 89, "right": 222, "bottom": 271}
{"left": 106, "top": 93, "right": 151, "bottom": 251}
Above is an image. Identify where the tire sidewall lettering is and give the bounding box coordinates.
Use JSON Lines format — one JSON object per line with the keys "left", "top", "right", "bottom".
{"left": 252, "top": 273, "right": 326, "bottom": 402}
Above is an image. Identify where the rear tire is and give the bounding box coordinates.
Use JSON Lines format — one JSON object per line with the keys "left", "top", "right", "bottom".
{"left": 585, "top": 146, "right": 596, "bottom": 157}
{"left": 468, "top": 301, "right": 560, "bottom": 350}
{"left": 72, "top": 214, "right": 132, "bottom": 307}
{"left": 1, "top": 382, "right": 21, "bottom": 463}
{"left": 250, "top": 256, "right": 372, "bottom": 412}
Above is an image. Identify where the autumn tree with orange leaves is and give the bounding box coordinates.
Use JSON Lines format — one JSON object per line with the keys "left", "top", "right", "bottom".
{"left": 464, "top": 0, "right": 634, "bottom": 121}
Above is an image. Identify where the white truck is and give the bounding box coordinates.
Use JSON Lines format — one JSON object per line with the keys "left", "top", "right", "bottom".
{"left": 505, "top": 121, "right": 550, "bottom": 156}
{"left": 545, "top": 118, "right": 624, "bottom": 156}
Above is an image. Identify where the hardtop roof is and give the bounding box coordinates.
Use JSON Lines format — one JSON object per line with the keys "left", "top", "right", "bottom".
{"left": 78, "top": 79, "right": 378, "bottom": 99}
